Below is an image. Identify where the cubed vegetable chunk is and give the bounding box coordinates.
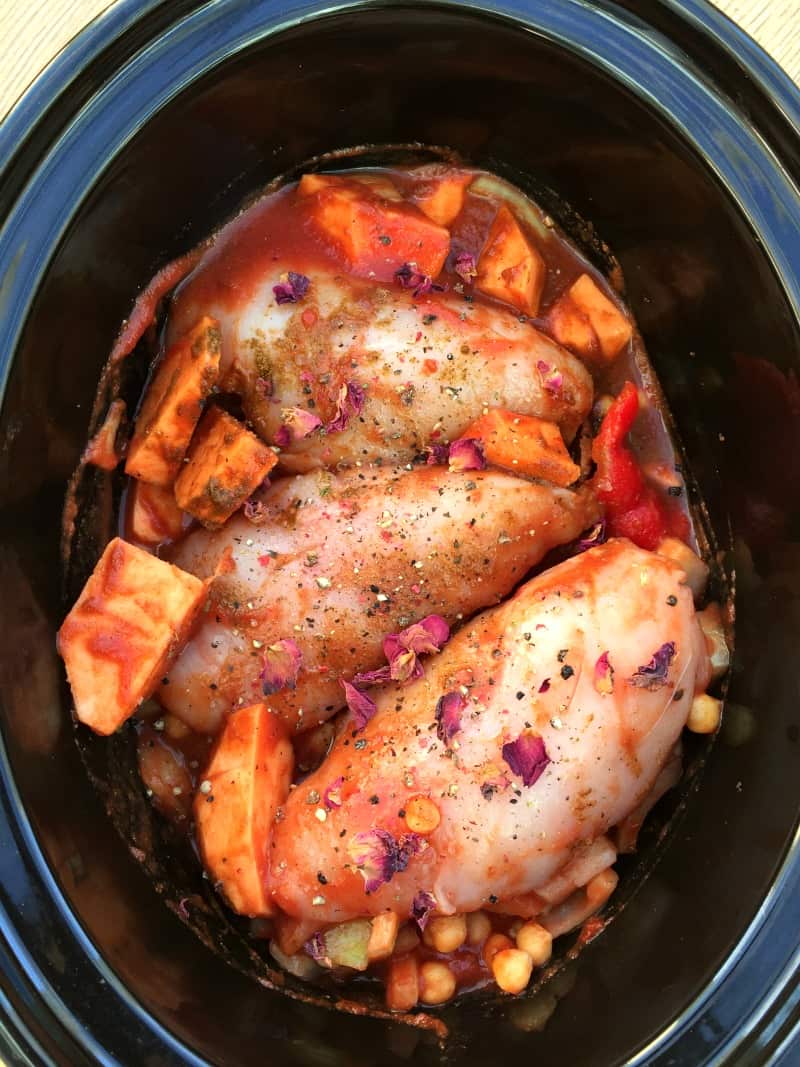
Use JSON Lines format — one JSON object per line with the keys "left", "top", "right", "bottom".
{"left": 174, "top": 406, "right": 277, "bottom": 528}
{"left": 129, "top": 480, "right": 186, "bottom": 545}
{"left": 57, "top": 538, "right": 207, "bottom": 735}
{"left": 367, "top": 911, "right": 400, "bottom": 961}
{"left": 409, "top": 165, "right": 473, "bottom": 226}
{"left": 195, "top": 703, "right": 293, "bottom": 917}
{"left": 125, "top": 316, "right": 221, "bottom": 486}
{"left": 475, "top": 204, "right": 545, "bottom": 314}
{"left": 273, "top": 913, "right": 323, "bottom": 956}
{"left": 298, "top": 172, "right": 450, "bottom": 280}
{"left": 321, "top": 919, "right": 372, "bottom": 971}
{"left": 461, "top": 409, "right": 580, "bottom": 487}
{"left": 549, "top": 274, "right": 632, "bottom": 362}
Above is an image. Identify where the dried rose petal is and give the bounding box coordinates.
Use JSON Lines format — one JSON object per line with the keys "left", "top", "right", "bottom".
{"left": 326, "top": 381, "right": 365, "bottom": 434}
{"left": 425, "top": 443, "right": 449, "bottom": 466}
{"left": 502, "top": 731, "right": 551, "bottom": 788}
{"left": 575, "top": 521, "right": 607, "bottom": 554}
{"left": 629, "top": 642, "right": 676, "bottom": 689}
{"left": 323, "top": 776, "right": 344, "bottom": 811}
{"left": 274, "top": 425, "right": 291, "bottom": 448}
{"left": 261, "top": 639, "right": 303, "bottom": 695}
{"left": 394, "top": 262, "right": 447, "bottom": 298}
{"left": 538, "top": 678, "right": 551, "bottom": 693}
{"left": 273, "top": 271, "right": 311, "bottom": 304}
{"left": 537, "top": 359, "right": 563, "bottom": 396}
{"left": 448, "top": 438, "right": 486, "bottom": 473}
{"left": 594, "top": 651, "right": 615, "bottom": 695}
{"left": 281, "top": 407, "right": 323, "bottom": 441}
{"left": 435, "top": 691, "right": 465, "bottom": 744}
{"left": 384, "top": 615, "right": 450, "bottom": 682}
{"left": 351, "top": 665, "right": 392, "bottom": 688}
{"left": 341, "top": 680, "right": 377, "bottom": 730}
{"left": 243, "top": 498, "right": 267, "bottom": 524}
{"left": 411, "top": 890, "right": 437, "bottom": 931}
{"left": 255, "top": 376, "right": 273, "bottom": 399}
{"left": 453, "top": 251, "right": 477, "bottom": 282}
{"left": 304, "top": 931, "right": 329, "bottom": 964}
{"left": 348, "top": 828, "right": 424, "bottom": 893}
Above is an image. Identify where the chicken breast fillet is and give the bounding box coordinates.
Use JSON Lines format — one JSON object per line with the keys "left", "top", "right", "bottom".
{"left": 169, "top": 255, "right": 593, "bottom": 471}
{"left": 270, "top": 539, "right": 711, "bottom": 922}
{"left": 162, "top": 465, "right": 596, "bottom": 734}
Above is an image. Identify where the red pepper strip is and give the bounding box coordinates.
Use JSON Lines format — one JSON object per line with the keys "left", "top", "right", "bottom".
{"left": 591, "top": 382, "right": 669, "bottom": 551}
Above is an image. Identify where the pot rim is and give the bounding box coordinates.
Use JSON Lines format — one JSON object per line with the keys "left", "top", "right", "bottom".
{"left": 1, "top": 2, "right": 799, "bottom": 1064}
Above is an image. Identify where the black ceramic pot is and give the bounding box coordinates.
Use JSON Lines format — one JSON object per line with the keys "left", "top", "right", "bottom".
{"left": 1, "top": 1, "right": 799, "bottom": 1064}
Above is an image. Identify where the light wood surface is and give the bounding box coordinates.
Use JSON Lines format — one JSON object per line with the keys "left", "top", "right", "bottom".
{"left": 0, "top": 0, "right": 797, "bottom": 122}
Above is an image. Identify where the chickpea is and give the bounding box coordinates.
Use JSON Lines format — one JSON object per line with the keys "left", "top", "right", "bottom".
{"left": 687, "top": 693, "right": 722, "bottom": 735}
{"left": 492, "top": 948, "right": 534, "bottom": 994}
{"left": 163, "top": 714, "right": 191, "bottom": 741}
{"left": 394, "top": 923, "right": 421, "bottom": 955}
{"left": 482, "top": 932, "right": 513, "bottom": 967}
{"left": 515, "top": 922, "right": 553, "bottom": 967}
{"left": 419, "top": 960, "right": 457, "bottom": 1005}
{"left": 422, "top": 914, "right": 467, "bottom": 953}
{"left": 508, "top": 919, "right": 523, "bottom": 940}
{"left": 466, "top": 910, "right": 492, "bottom": 945}
{"left": 655, "top": 537, "right": 709, "bottom": 600}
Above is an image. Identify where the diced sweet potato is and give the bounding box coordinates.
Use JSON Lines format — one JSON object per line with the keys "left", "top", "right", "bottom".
{"left": 273, "top": 913, "right": 324, "bottom": 956}
{"left": 409, "top": 166, "right": 473, "bottom": 226}
{"left": 461, "top": 409, "right": 580, "bottom": 487}
{"left": 298, "top": 172, "right": 450, "bottom": 279}
{"left": 367, "top": 912, "right": 400, "bottom": 962}
{"left": 475, "top": 204, "right": 545, "bottom": 314}
{"left": 385, "top": 956, "right": 419, "bottom": 1012}
{"left": 549, "top": 273, "right": 632, "bottom": 362}
{"left": 57, "top": 538, "right": 207, "bottom": 735}
{"left": 298, "top": 172, "right": 402, "bottom": 201}
{"left": 128, "top": 480, "right": 186, "bottom": 545}
{"left": 174, "top": 406, "right": 277, "bottom": 528}
{"left": 195, "top": 703, "right": 293, "bottom": 918}
{"left": 125, "top": 316, "right": 221, "bottom": 487}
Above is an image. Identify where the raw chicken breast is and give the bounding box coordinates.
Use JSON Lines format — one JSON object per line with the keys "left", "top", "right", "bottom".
{"left": 161, "top": 465, "right": 595, "bottom": 734}
{"left": 169, "top": 261, "right": 593, "bottom": 472}
{"left": 270, "top": 539, "right": 711, "bottom": 922}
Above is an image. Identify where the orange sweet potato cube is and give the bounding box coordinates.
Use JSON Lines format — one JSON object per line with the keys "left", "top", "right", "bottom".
{"left": 174, "top": 406, "right": 277, "bottom": 528}
{"left": 273, "top": 913, "right": 324, "bottom": 956}
{"left": 462, "top": 408, "right": 580, "bottom": 487}
{"left": 549, "top": 273, "right": 632, "bottom": 362}
{"left": 475, "top": 203, "right": 545, "bottom": 315}
{"left": 195, "top": 703, "right": 293, "bottom": 918}
{"left": 409, "top": 165, "right": 473, "bottom": 226}
{"left": 57, "top": 538, "right": 207, "bottom": 735}
{"left": 298, "top": 172, "right": 450, "bottom": 279}
{"left": 128, "top": 480, "right": 186, "bottom": 545}
{"left": 298, "top": 172, "right": 401, "bottom": 201}
{"left": 125, "top": 316, "right": 221, "bottom": 487}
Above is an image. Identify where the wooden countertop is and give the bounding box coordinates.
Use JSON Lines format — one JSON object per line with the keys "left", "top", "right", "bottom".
{"left": 0, "top": 1, "right": 797, "bottom": 122}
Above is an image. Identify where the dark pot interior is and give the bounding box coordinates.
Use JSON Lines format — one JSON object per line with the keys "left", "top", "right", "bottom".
{"left": 1, "top": 2, "right": 799, "bottom": 1065}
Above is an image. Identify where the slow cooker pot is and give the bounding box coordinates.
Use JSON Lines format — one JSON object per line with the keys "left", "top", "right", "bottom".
{"left": 1, "top": 1, "right": 799, "bottom": 1064}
